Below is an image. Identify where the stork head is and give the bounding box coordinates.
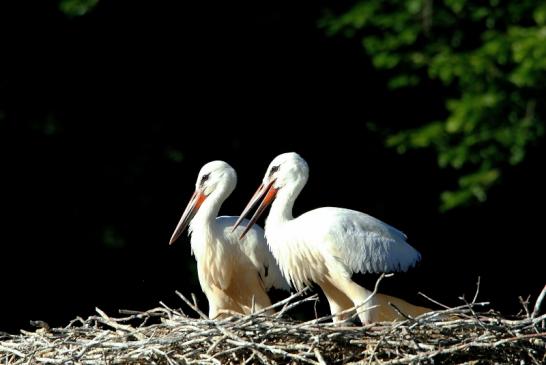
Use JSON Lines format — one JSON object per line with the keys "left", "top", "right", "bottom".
{"left": 264, "top": 152, "right": 309, "bottom": 190}
{"left": 169, "top": 161, "right": 236, "bottom": 245}
{"left": 233, "top": 152, "right": 308, "bottom": 238}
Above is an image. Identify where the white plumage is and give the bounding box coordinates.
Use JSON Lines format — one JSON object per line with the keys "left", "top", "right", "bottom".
{"left": 170, "top": 161, "right": 288, "bottom": 319}
{"left": 235, "top": 152, "right": 428, "bottom": 324}
{"left": 266, "top": 207, "right": 421, "bottom": 291}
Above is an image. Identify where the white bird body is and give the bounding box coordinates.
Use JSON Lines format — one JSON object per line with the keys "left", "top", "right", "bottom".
{"left": 170, "top": 161, "right": 288, "bottom": 319}
{"left": 265, "top": 206, "right": 421, "bottom": 292}
{"left": 236, "top": 153, "right": 430, "bottom": 324}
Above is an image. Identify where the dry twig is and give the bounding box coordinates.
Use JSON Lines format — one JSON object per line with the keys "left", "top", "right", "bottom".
{"left": 1, "top": 287, "right": 545, "bottom": 364}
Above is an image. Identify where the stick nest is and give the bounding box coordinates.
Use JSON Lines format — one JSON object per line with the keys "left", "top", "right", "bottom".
{"left": 1, "top": 289, "right": 545, "bottom": 364}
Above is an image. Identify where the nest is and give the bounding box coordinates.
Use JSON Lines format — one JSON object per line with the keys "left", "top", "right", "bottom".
{"left": 1, "top": 284, "right": 545, "bottom": 364}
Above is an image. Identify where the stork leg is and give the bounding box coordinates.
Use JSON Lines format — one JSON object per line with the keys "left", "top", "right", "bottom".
{"left": 240, "top": 287, "right": 273, "bottom": 314}
{"left": 249, "top": 290, "right": 273, "bottom": 313}
{"left": 372, "top": 293, "right": 432, "bottom": 321}
{"left": 225, "top": 269, "right": 274, "bottom": 315}
{"left": 208, "top": 303, "right": 220, "bottom": 319}
{"left": 331, "top": 277, "right": 432, "bottom": 323}
{"left": 325, "top": 276, "right": 378, "bottom": 325}
{"left": 317, "top": 278, "right": 356, "bottom": 324}
{"left": 205, "top": 286, "right": 245, "bottom": 319}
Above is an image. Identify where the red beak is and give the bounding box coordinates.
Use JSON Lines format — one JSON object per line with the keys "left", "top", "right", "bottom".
{"left": 169, "top": 191, "right": 206, "bottom": 245}
{"left": 233, "top": 180, "right": 277, "bottom": 239}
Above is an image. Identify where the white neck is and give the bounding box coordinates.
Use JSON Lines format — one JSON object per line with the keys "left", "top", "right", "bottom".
{"left": 190, "top": 182, "right": 231, "bottom": 233}
{"left": 265, "top": 178, "right": 305, "bottom": 232}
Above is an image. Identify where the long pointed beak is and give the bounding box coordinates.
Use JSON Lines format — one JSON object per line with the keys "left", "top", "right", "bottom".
{"left": 169, "top": 191, "right": 206, "bottom": 245}
{"left": 233, "top": 180, "right": 277, "bottom": 239}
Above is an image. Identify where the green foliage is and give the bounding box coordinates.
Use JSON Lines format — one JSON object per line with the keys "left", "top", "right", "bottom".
{"left": 322, "top": 0, "right": 545, "bottom": 210}
{"left": 59, "top": 0, "right": 98, "bottom": 17}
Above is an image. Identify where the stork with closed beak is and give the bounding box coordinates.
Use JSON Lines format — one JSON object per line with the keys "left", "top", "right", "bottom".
{"left": 234, "top": 152, "right": 430, "bottom": 324}
{"left": 170, "top": 161, "right": 289, "bottom": 319}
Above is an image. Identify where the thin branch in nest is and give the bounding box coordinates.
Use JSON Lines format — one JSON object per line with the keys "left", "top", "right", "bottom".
{"left": 175, "top": 290, "right": 209, "bottom": 319}
{"left": 2, "top": 281, "right": 546, "bottom": 365}
{"left": 532, "top": 284, "right": 546, "bottom": 319}
{"left": 388, "top": 302, "right": 413, "bottom": 322}
{"left": 519, "top": 295, "right": 532, "bottom": 318}
{"left": 418, "top": 291, "right": 451, "bottom": 309}
{"left": 472, "top": 276, "right": 481, "bottom": 305}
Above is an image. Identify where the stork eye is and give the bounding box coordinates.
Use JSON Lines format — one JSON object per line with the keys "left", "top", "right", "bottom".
{"left": 269, "top": 165, "right": 280, "bottom": 176}
{"left": 200, "top": 173, "right": 210, "bottom": 185}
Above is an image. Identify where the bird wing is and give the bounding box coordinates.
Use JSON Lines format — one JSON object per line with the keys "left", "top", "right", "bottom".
{"left": 217, "top": 216, "right": 290, "bottom": 291}
{"left": 297, "top": 207, "right": 421, "bottom": 275}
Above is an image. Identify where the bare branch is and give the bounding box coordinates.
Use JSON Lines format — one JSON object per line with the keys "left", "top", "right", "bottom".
{"left": 532, "top": 284, "right": 546, "bottom": 319}
{"left": 1, "top": 285, "right": 544, "bottom": 364}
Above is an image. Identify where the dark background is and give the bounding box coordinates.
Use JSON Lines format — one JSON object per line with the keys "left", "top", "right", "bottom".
{"left": 1, "top": 0, "right": 544, "bottom": 333}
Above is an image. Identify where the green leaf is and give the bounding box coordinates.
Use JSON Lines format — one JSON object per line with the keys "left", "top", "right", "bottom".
{"left": 458, "top": 168, "right": 500, "bottom": 189}
{"left": 440, "top": 189, "right": 474, "bottom": 211}
{"left": 59, "top": 0, "right": 98, "bottom": 17}
{"left": 323, "top": 0, "right": 545, "bottom": 211}
{"left": 533, "top": 4, "right": 546, "bottom": 25}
